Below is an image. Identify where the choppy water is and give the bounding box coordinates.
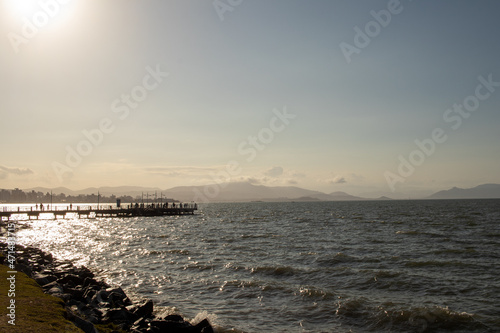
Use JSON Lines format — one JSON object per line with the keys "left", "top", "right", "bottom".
{"left": 7, "top": 200, "right": 500, "bottom": 332}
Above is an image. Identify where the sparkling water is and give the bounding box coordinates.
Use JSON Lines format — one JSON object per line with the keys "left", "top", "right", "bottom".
{"left": 8, "top": 200, "right": 500, "bottom": 332}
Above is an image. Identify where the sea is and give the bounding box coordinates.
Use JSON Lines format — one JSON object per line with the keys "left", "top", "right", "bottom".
{"left": 4, "top": 199, "right": 500, "bottom": 332}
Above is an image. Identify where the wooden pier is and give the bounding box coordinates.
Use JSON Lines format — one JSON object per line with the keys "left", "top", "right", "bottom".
{"left": 0, "top": 203, "right": 197, "bottom": 221}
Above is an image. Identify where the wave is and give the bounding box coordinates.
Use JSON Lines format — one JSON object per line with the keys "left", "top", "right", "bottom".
{"left": 297, "top": 285, "right": 335, "bottom": 300}
{"left": 250, "top": 265, "right": 300, "bottom": 277}
{"left": 373, "top": 305, "right": 490, "bottom": 332}
{"left": 404, "top": 260, "right": 472, "bottom": 268}
{"left": 314, "top": 252, "right": 354, "bottom": 266}
{"left": 335, "top": 299, "right": 491, "bottom": 332}
{"left": 395, "top": 230, "right": 420, "bottom": 235}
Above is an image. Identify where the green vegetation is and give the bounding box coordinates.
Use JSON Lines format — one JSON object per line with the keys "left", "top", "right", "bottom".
{"left": 0, "top": 265, "right": 83, "bottom": 332}
{"left": 95, "top": 323, "right": 128, "bottom": 333}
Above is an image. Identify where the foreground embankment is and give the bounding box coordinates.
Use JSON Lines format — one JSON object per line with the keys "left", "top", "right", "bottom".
{"left": 0, "top": 242, "right": 214, "bottom": 333}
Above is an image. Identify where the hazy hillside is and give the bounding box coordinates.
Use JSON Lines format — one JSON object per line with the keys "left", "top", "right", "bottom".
{"left": 162, "top": 182, "right": 365, "bottom": 202}
{"left": 20, "top": 183, "right": 500, "bottom": 203}
{"left": 428, "top": 184, "right": 500, "bottom": 199}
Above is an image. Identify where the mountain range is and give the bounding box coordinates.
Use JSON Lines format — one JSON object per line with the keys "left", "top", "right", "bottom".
{"left": 23, "top": 183, "right": 500, "bottom": 202}
{"left": 426, "top": 183, "right": 500, "bottom": 200}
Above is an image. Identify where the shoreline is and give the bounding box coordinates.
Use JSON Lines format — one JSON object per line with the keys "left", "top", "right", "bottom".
{"left": 0, "top": 241, "right": 215, "bottom": 333}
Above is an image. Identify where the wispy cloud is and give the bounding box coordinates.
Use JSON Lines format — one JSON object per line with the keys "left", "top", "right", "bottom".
{"left": 264, "top": 166, "right": 284, "bottom": 178}
{"left": 328, "top": 175, "right": 347, "bottom": 184}
{"left": 0, "top": 165, "right": 34, "bottom": 179}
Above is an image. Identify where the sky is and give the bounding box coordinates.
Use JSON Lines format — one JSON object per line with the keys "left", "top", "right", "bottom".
{"left": 1, "top": 0, "right": 499, "bottom": 198}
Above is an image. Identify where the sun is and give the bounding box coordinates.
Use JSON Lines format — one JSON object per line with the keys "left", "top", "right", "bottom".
{"left": 4, "top": 0, "right": 40, "bottom": 18}
{"left": 3, "top": 0, "right": 81, "bottom": 31}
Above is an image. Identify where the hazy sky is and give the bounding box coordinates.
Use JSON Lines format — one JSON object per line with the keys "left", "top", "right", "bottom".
{"left": 1, "top": 0, "right": 499, "bottom": 198}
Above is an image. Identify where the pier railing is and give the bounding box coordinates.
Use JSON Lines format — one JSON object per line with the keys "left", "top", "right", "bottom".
{"left": 1, "top": 202, "right": 197, "bottom": 213}
{"left": 0, "top": 202, "right": 198, "bottom": 220}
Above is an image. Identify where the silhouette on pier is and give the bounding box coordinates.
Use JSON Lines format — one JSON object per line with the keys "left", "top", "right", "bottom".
{"left": 0, "top": 203, "right": 197, "bottom": 221}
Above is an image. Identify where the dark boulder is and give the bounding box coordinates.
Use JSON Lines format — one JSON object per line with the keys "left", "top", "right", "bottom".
{"left": 193, "top": 319, "right": 214, "bottom": 333}
{"left": 33, "top": 273, "right": 57, "bottom": 286}
{"left": 83, "top": 287, "right": 97, "bottom": 302}
{"left": 41, "top": 251, "right": 53, "bottom": 263}
{"left": 107, "top": 287, "right": 132, "bottom": 307}
{"left": 15, "top": 263, "right": 32, "bottom": 277}
{"left": 149, "top": 318, "right": 194, "bottom": 332}
{"left": 66, "top": 306, "right": 99, "bottom": 333}
{"left": 102, "top": 307, "right": 138, "bottom": 324}
{"left": 43, "top": 281, "right": 63, "bottom": 293}
{"left": 132, "top": 316, "right": 148, "bottom": 328}
{"left": 58, "top": 273, "right": 84, "bottom": 286}
{"left": 66, "top": 287, "right": 85, "bottom": 302}
{"left": 134, "top": 300, "right": 154, "bottom": 319}
{"left": 75, "top": 265, "right": 94, "bottom": 279}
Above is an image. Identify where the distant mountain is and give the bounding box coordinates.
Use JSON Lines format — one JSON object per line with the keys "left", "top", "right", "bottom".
{"left": 427, "top": 184, "right": 500, "bottom": 199}
{"left": 328, "top": 191, "right": 363, "bottom": 201}
{"left": 25, "top": 187, "right": 78, "bottom": 195}
{"left": 21, "top": 183, "right": 500, "bottom": 203}
{"left": 163, "top": 182, "right": 366, "bottom": 203}
{"left": 77, "top": 186, "right": 163, "bottom": 197}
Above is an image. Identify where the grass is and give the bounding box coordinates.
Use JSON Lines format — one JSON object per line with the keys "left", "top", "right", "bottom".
{"left": 0, "top": 264, "right": 84, "bottom": 332}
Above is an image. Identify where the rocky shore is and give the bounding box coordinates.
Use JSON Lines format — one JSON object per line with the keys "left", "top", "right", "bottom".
{"left": 0, "top": 242, "right": 214, "bottom": 333}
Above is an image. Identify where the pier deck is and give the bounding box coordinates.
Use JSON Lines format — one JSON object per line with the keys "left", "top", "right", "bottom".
{"left": 0, "top": 204, "right": 197, "bottom": 221}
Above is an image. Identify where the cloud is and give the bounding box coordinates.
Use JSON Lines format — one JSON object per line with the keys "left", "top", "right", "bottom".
{"left": 145, "top": 166, "right": 221, "bottom": 180}
{"left": 329, "top": 175, "right": 347, "bottom": 184}
{"left": 0, "top": 165, "right": 34, "bottom": 179}
{"left": 246, "top": 177, "right": 261, "bottom": 184}
{"left": 145, "top": 166, "right": 217, "bottom": 173}
{"left": 264, "top": 166, "right": 284, "bottom": 178}
{"left": 291, "top": 172, "right": 306, "bottom": 178}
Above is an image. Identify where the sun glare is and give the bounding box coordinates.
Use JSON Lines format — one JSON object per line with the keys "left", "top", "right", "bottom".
{"left": 5, "top": 0, "right": 40, "bottom": 18}
{"left": 4, "top": 0, "right": 80, "bottom": 27}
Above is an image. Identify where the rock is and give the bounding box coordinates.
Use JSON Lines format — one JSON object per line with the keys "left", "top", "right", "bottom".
{"left": 102, "top": 307, "right": 138, "bottom": 324}
{"left": 66, "top": 287, "right": 85, "bottom": 301}
{"left": 66, "top": 306, "right": 99, "bottom": 333}
{"left": 93, "top": 289, "right": 109, "bottom": 304}
{"left": 149, "top": 316, "right": 214, "bottom": 333}
{"left": 107, "top": 287, "right": 127, "bottom": 299}
{"left": 194, "top": 319, "right": 214, "bottom": 333}
{"left": 108, "top": 287, "right": 132, "bottom": 308}
{"left": 132, "top": 316, "right": 148, "bottom": 329}
{"left": 150, "top": 319, "right": 194, "bottom": 332}
{"left": 40, "top": 268, "right": 55, "bottom": 275}
{"left": 15, "top": 263, "right": 32, "bottom": 277}
{"left": 55, "top": 292, "right": 73, "bottom": 302}
{"left": 0, "top": 242, "right": 212, "bottom": 333}
{"left": 41, "top": 251, "right": 53, "bottom": 263}
{"left": 83, "top": 287, "right": 97, "bottom": 302}
{"left": 73, "top": 316, "right": 98, "bottom": 333}
{"left": 58, "top": 273, "right": 84, "bottom": 286}
{"left": 83, "top": 276, "right": 99, "bottom": 288}
{"left": 81, "top": 305, "right": 102, "bottom": 324}
{"left": 33, "top": 273, "right": 57, "bottom": 286}
{"left": 158, "top": 314, "right": 186, "bottom": 322}
{"left": 43, "top": 281, "right": 63, "bottom": 293}
{"left": 134, "top": 300, "right": 154, "bottom": 319}
{"left": 75, "top": 265, "right": 94, "bottom": 279}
